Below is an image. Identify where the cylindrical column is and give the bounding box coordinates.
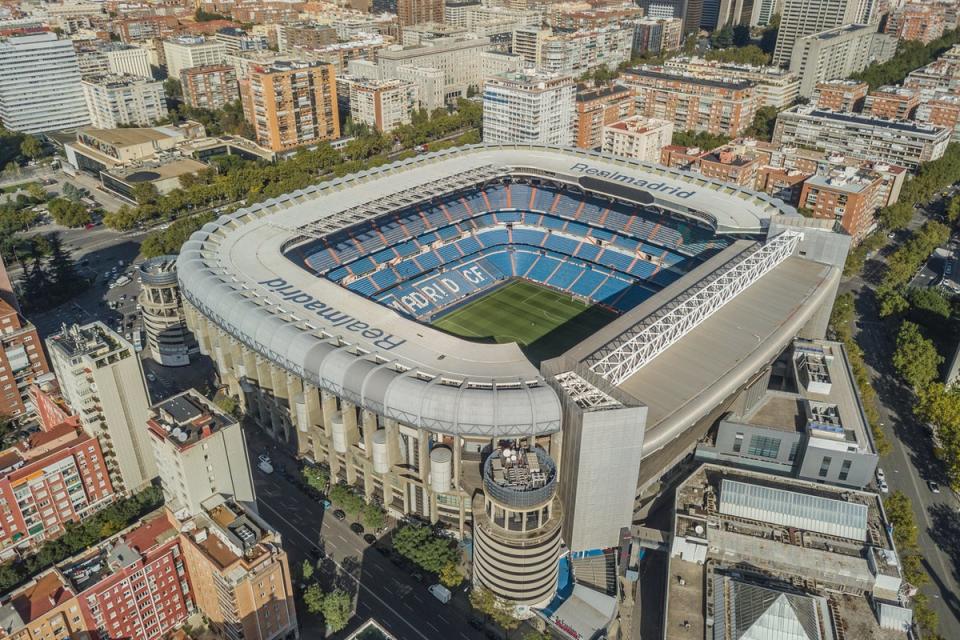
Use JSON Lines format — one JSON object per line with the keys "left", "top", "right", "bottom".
{"left": 430, "top": 446, "right": 452, "bottom": 493}
{"left": 330, "top": 411, "right": 348, "bottom": 453}
{"left": 372, "top": 430, "right": 390, "bottom": 473}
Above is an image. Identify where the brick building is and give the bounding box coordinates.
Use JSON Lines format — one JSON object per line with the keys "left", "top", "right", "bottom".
{"left": 812, "top": 80, "right": 868, "bottom": 113}
{"left": 0, "top": 300, "right": 49, "bottom": 419}
{"left": 0, "top": 421, "right": 114, "bottom": 555}
{"left": 916, "top": 91, "right": 960, "bottom": 141}
{"left": 698, "top": 148, "right": 761, "bottom": 186}
{"left": 863, "top": 85, "right": 920, "bottom": 120}
{"left": 574, "top": 83, "right": 634, "bottom": 150}
{"left": 659, "top": 145, "right": 708, "bottom": 171}
{"left": 798, "top": 167, "right": 885, "bottom": 242}
{"left": 181, "top": 64, "right": 238, "bottom": 110}
{"left": 623, "top": 68, "right": 759, "bottom": 137}
{"left": 885, "top": 3, "right": 946, "bottom": 44}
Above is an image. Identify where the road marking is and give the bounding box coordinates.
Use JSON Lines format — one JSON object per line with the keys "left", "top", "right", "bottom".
{"left": 257, "top": 500, "right": 433, "bottom": 640}
{"left": 426, "top": 622, "right": 440, "bottom": 633}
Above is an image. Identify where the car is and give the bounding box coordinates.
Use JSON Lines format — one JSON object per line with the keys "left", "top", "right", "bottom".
{"left": 878, "top": 480, "right": 889, "bottom": 494}
{"left": 350, "top": 522, "right": 364, "bottom": 535}
{"left": 928, "top": 480, "right": 941, "bottom": 494}
{"left": 257, "top": 453, "right": 271, "bottom": 465}
{"left": 333, "top": 509, "right": 346, "bottom": 521}
{"left": 145, "top": 372, "right": 156, "bottom": 382}
{"left": 875, "top": 467, "right": 886, "bottom": 483}
{"left": 363, "top": 533, "right": 377, "bottom": 545}
{"left": 321, "top": 499, "right": 332, "bottom": 510}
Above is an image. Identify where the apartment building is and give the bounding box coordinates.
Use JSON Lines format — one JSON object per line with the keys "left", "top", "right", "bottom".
{"left": 61, "top": 512, "right": 194, "bottom": 640}
{"left": 659, "top": 144, "right": 709, "bottom": 171}
{"left": 575, "top": 83, "right": 635, "bottom": 150}
{"left": 790, "top": 24, "right": 897, "bottom": 97}
{"left": 601, "top": 115, "right": 673, "bottom": 162}
{"left": 799, "top": 167, "right": 886, "bottom": 241}
{"left": 916, "top": 91, "right": 960, "bottom": 141}
{"left": 663, "top": 55, "right": 800, "bottom": 108}
{"left": 115, "top": 15, "right": 181, "bottom": 45}
{"left": 623, "top": 68, "right": 760, "bottom": 137}
{"left": 0, "top": 32, "right": 90, "bottom": 133}
{"left": 74, "top": 42, "right": 152, "bottom": 80}
{"left": 773, "top": 106, "right": 951, "bottom": 170}
{"left": 0, "top": 301, "right": 49, "bottom": 419}
{"left": 244, "top": 61, "right": 339, "bottom": 153}
{"left": 378, "top": 36, "right": 491, "bottom": 103}
{"left": 864, "top": 85, "right": 920, "bottom": 120}
{"left": 511, "top": 26, "right": 633, "bottom": 76}
{"left": 482, "top": 71, "right": 576, "bottom": 146}
{"left": 214, "top": 27, "right": 267, "bottom": 54}
{"left": 771, "top": 0, "right": 864, "bottom": 66}
{"left": 0, "top": 420, "right": 114, "bottom": 555}
{"left": 812, "top": 80, "right": 868, "bottom": 112}
{"left": 545, "top": 4, "right": 644, "bottom": 30}
{"left": 175, "top": 500, "right": 298, "bottom": 640}
{"left": 480, "top": 51, "right": 524, "bottom": 78}
{"left": 181, "top": 65, "right": 238, "bottom": 111}
{"left": 0, "top": 571, "right": 88, "bottom": 640}
{"left": 885, "top": 2, "right": 946, "bottom": 44}
{"left": 347, "top": 78, "right": 419, "bottom": 132}
{"left": 629, "top": 17, "right": 684, "bottom": 56}
{"left": 46, "top": 323, "right": 157, "bottom": 494}
{"left": 756, "top": 166, "right": 810, "bottom": 204}
{"left": 81, "top": 75, "right": 167, "bottom": 129}
{"left": 276, "top": 23, "right": 338, "bottom": 52}
{"left": 147, "top": 390, "right": 255, "bottom": 518}
{"left": 163, "top": 36, "right": 227, "bottom": 80}
{"left": 905, "top": 46, "right": 960, "bottom": 92}
{"left": 699, "top": 147, "right": 762, "bottom": 186}
{"left": 398, "top": 0, "right": 444, "bottom": 26}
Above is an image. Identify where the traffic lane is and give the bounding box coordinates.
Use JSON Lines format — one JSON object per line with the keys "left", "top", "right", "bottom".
{"left": 252, "top": 470, "right": 482, "bottom": 640}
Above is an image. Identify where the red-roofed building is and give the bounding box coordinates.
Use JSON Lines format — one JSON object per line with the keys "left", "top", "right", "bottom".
{"left": 0, "top": 422, "right": 113, "bottom": 555}
{"left": 0, "top": 570, "right": 87, "bottom": 640}
{"left": 0, "top": 300, "right": 50, "bottom": 419}
{"left": 26, "top": 383, "right": 71, "bottom": 432}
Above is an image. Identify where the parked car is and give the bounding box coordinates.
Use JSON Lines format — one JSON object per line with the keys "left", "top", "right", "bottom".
{"left": 363, "top": 533, "right": 377, "bottom": 545}
{"left": 333, "top": 509, "right": 346, "bottom": 521}
{"left": 878, "top": 480, "right": 889, "bottom": 494}
{"left": 349, "top": 522, "right": 364, "bottom": 535}
{"left": 928, "top": 480, "right": 941, "bottom": 494}
{"left": 428, "top": 584, "right": 451, "bottom": 604}
{"left": 875, "top": 467, "right": 885, "bottom": 483}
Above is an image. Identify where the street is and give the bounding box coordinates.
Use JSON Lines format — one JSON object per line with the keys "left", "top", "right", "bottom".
{"left": 243, "top": 427, "right": 492, "bottom": 640}
{"left": 842, "top": 204, "right": 960, "bottom": 639}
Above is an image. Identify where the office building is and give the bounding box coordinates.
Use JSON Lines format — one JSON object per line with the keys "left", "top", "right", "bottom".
{"left": 75, "top": 42, "right": 152, "bottom": 80}
{"left": 812, "top": 79, "right": 869, "bottom": 112}
{"left": 163, "top": 36, "right": 227, "bottom": 80}
{"left": 885, "top": 2, "right": 946, "bottom": 44}
{"left": 601, "top": 115, "right": 673, "bottom": 162}
{"left": 59, "top": 512, "right": 194, "bottom": 640}
{"left": 0, "top": 420, "right": 114, "bottom": 555}
{"left": 0, "top": 32, "right": 90, "bottom": 134}
{"left": 378, "top": 36, "right": 491, "bottom": 103}
{"left": 664, "top": 464, "right": 910, "bottom": 640}
{"left": 64, "top": 122, "right": 206, "bottom": 176}
{"left": 243, "top": 61, "right": 340, "bottom": 153}
{"left": 148, "top": 389, "right": 255, "bottom": 518}
{"left": 482, "top": 71, "right": 575, "bottom": 146}
{"left": 0, "top": 301, "right": 50, "bottom": 419}
{"left": 575, "top": 83, "right": 635, "bottom": 150}
{"left": 773, "top": 105, "right": 952, "bottom": 169}
{"left": 772, "top": 0, "right": 864, "bottom": 66}
{"left": 663, "top": 55, "right": 800, "bottom": 108}
{"left": 46, "top": 323, "right": 157, "bottom": 494}
{"left": 348, "top": 78, "right": 419, "bottom": 133}
{"left": 629, "top": 17, "right": 684, "bottom": 55}
{"left": 138, "top": 256, "right": 194, "bottom": 367}
{"left": 623, "top": 68, "right": 760, "bottom": 137}
{"left": 864, "top": 85, "right": 920, "bottom": 120}
{"left": 398, "top": 0, "right": 444, "bottom": 26}
{"left": 175, "top": 499, "right": 298, "bottom": 640}
{"left": 81, "top": 75, "right": 167, "bottom": 129}
{"left": 790, "top": 24, "right": 897, "bottom": 97}
{"left": 917, "top": 91, "right": 960, "bottom": 141}
{"left": 181, "top": 64, "right": 238, "bottom": 111}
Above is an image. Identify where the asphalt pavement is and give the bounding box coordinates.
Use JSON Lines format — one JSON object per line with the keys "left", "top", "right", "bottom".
{"left": 243, "top": 426, "right": 493, "bottom": 640}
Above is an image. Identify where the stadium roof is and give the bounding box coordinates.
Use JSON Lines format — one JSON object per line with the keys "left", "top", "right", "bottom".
{"left": 719, "top": 479, "right": 868, "bottom": 541}
{"left": 177, "top": 145, "right": 798, "bottom": 438}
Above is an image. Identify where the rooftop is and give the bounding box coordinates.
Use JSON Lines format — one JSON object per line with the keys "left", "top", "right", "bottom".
{"left": 183, "top": 499, "right": 277, "bottom": 570}
{"left": 625, "top": 67, "right": 755, "bottom": 91}
{"left": 148, "top": 389, "right": 237, "bottom": 451}
{"left": 47, "top": 322, "right": 125, "bottom": 359}
{"left": 0, "top": 572, "right": 75, "bottom": 635}
{"left": 109, "top": 157, "right": 208, "bottom": 183}
{"left": 788, "top": 106, "right": 949, "bottom": 137}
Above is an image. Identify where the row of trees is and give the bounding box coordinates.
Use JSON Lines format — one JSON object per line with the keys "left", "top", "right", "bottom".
{"left": 853, "top": 29, "right": 960, "bottom": 89}
{"left": 877, "top": 221, "right": 951, "bottom": 316}
{"left": 0, "top": 485, "right": 164, "bottom": 593}
{"left": 671, "top": 130, "right": 730, "bottom": 151}
{"left": 297, "top": 465, "right": 388, "bottom": 530}
{"left": 18, "top": 233, "right": 87, "bottom": 314}
{"left": 0, "top": 127, "right": 45, "bottom": 171}
{"left": 299, "top": 560, "right": 353, "bottom": 633}
{"left": 884, "top": 491, "right": 941, "bottom": 636}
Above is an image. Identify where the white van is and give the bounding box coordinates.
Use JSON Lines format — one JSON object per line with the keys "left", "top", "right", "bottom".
{"left": 428, "top": 584, "right": 451, "bottom": 604}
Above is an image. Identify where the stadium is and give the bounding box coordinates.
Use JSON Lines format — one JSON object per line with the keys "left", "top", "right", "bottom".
{"left": 177, "top": 145, "right": 848, "bottom": 610}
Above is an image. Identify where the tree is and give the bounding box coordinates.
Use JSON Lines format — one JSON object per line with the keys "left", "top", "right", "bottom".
{"left": 47, "top": 198, "right": 91, "bottom": 227}
{"left": 469, "top": 586, "right": 520, "bottom": 630}
{"left": 884, "top": 491, "right": 919, "bottom": 551}
{"left": 319, "top": 589, "right": 352, "bottom": 632}
{"left": 745, "top": 106, "right": 779, "bottom": 141}
{"left": 710, "top": 27, "right": 734, "bottom": 49}
{"left": 907, "top": 287, "right": 951, "bottom": 321}
{"left": 705, "top": 44, "right": 770, "bottom": 66}
{"left": 892, "top": 321, "right": 942, "bottom": 390}
{"left": 328, "top": 483, "right": 364, "bottom": 517}
{"left": 948, "top": 195, "right": 960, "bottom": 222}
{"left": 300, "top": 559, "right": 314, "bottom": 582}
{"left": 671, "top": 130, "right": 730, "bottom": 150}
{"left": 26, "top": 182, "right": 46, "bottom": 202}
{"left": 19, "top": 135, "right": 42, "bottom": 160}
{"left": 163, "top": 78, "right": 182, "bottom": 100}
{"left": 301, "top": 465, "right": 329, "bottom": 493}
{"left": 760, "top": 15, "right": 779, "bottom": 54}
{"left": 303, "top": 583, "right": 325, "bottom": 614}
{"left": 916, "top": 383, "right": 960, "bottom": 490}
{"left": 439, "top": 562, "right": 464, "bottom": 588}
{"left": 132, "top": 182, "right": 159, "bottom": 206}
{"left": 392, "top": 524, "right": 458, "bottom": 573}
{"left": 361, "top": 502, "right": 386, "bottom": 530}
{"left": 853, "top": 29, "right": 960, "bottom": 89}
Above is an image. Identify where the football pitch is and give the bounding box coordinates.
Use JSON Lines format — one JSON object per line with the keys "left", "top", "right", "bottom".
{"left": 432, "top": 279, "right": 617, "bottom": 364}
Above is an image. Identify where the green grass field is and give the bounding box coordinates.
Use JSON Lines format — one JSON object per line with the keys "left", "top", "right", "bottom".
{"left": 432, "top": 279, "right": 617, "bottom": 364}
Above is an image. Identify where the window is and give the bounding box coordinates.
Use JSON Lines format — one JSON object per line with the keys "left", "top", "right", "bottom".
{"left": 748, "top": 435, "right": 781, "bottom": 459}
{"left": 732, "top": 433, "right": 744, "bottom": 453}
{"left": 818, "top": 456, "right": 832, "bottom": 478}
{"left": 788, "top": 441, "right": 800, "bottom": 462}
{"left": 839, "top": 459, "right": 852, "bottom": 482}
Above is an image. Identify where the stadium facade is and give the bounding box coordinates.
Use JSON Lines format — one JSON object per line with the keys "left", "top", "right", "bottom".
{"left": 178, "top": 145, "right": 849, "bottom": 608}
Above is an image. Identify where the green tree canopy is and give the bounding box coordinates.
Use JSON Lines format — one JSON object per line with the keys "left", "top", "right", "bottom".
{"left": 47, "top": 198, "right": 91, "bottom": 227}
{"left": 705, "top": 44, "right": 770, "bottom": 66}
{"left": 892, "top": 321, "right": 943, "bottom": 390}
{"left": 392, "top": 524, "right": 458, "bottom": 574}
{"left": 319, "top": 589, "right": 353, "bottom": 632}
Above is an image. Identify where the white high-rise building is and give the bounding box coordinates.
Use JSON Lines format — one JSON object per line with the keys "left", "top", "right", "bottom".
{"left": 482, "top": 70, "right": 575, "bottom": 146}
{"left": 163, "top": 36, "right": 226, "bottom": 79}
{"left": 347, "top": 78, "right": 420, "bottom": 132}
{"left": 601, "top": 116, "right": 674, "bottom": 163}
{"left": 771, "top": 0, "right": 863, "bottom": 67}
{"left": 0, "top": 32, "right": 90, "bottom": 133}
{"left": 378, "top": 36, "right": 491, "bottom": 103}
{"left": 46, "top": 323, "right": 158, "bottom": 494}
{"left": 82, "top": 74, "right": 167, "bottom": 129}
{"left": 147, "top": 389, "right": 256, "bottom": 518}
